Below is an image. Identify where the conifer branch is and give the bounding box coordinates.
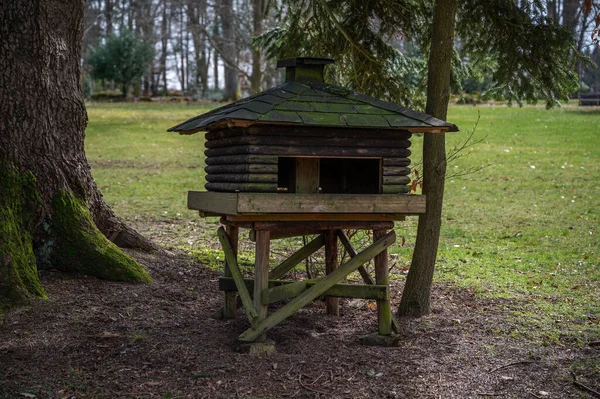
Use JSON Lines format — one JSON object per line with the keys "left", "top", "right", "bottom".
{"left": 317, "top": 0, "right": 376, "bottom": 62}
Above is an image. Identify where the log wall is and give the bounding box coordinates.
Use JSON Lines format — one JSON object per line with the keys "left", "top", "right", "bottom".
{"left": 203, "top": 126, "right": 412, "bottom": 193}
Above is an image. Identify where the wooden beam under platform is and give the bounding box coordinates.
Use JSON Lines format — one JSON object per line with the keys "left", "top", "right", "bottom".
{"left": 188, "top": 192, "right": 425, "bottom": 216}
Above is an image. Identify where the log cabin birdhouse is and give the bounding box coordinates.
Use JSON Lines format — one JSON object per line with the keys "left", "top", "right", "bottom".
{"left": 169, "top": 57, "right": 457, "bottom": 347}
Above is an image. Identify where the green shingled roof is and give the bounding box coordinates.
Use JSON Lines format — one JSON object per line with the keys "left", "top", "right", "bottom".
{"left": 168, "top": 77, "right": 458, "bottom": 134}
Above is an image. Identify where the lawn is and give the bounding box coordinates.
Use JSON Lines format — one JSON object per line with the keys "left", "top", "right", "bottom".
{"left": 85, "top": 102, "right": 600, "bottom": 345}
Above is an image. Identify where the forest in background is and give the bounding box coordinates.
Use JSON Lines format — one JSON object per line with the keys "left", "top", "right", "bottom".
{"left": 82, "top": 0, "right": 600, "bottom": 103}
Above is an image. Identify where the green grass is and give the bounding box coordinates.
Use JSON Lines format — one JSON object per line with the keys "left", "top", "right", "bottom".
{"left": 86, "top": 102, "right": 600, "bottom": 344}
{"left": 85, "top": 103, "right": 211, "bottom": 220}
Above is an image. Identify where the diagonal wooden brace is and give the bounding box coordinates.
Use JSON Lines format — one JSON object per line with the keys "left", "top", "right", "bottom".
{"left": 337, "top": 230, "right": 401, "bottom": 334}
{"left": 217, "top": 226, "right": 258, "bottom": 323}
{"left": 239, "top": 230, "right": 396, "bottom": 342}
{"left": 269, "top": 234, "right": 325, "bottom": 280}
{"left": 337, "top": 230, "right": 375, "bottom": 285}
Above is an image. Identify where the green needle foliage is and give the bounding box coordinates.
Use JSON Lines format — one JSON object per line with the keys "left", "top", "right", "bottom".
{"left": 255, "top": 0, "right": 588, "bottom": 108}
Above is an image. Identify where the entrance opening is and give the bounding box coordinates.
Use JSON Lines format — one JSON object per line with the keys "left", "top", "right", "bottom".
{"left": 277, "top": 157, "right": 381, "bottom": 194}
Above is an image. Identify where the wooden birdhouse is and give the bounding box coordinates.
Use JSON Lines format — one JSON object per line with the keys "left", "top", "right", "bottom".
{"left": 169, "top": 57, "right": 457, "bottom": 347}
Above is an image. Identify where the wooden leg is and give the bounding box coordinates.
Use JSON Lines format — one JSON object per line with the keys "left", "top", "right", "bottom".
{"left": 338, "top": 229, "right": 401, "bottom": 334}
{"left": 223, "top": 225, "right": 239, "bottom": 319}
{"left": 374, "top": 229, "right": 392, "bottom": 335}
{"left": 254, "top": 230, "right": 270, "bottom": 342}
{"left": 325, "top": 229, "right": 339, "bottom": 316}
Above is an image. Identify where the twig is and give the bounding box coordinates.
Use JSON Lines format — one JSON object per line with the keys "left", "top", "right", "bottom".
{"left": 574, "top": 381, "right": 600, "bottom": 398}
{"left": 476, "top": 393, "right": 505, "bottom": 397}
{"left": 589, "top": 340, "right": 600, "bottom": 347}
{"left": 488, "top": 360, "right": 535, "bottom": 374}
{"left": 572, "top": 372, "right": 600, "bottom": 397}
{"left": 529, "top": 393, "right": 542, "bottom": 399}
{"left": 298, "top": 374, "right": 329, "bottom": 395}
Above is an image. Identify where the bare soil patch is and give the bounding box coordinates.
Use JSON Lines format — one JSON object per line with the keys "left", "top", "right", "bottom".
{"left": 1, "top": 237, "right": 598, "bottom": 398}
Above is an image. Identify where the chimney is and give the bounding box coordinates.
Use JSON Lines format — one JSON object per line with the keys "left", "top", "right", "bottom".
{"left": 276, "top": 57, "right": 334, "bottom": 84}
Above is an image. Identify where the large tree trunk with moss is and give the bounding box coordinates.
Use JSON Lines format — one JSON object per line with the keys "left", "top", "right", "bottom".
{"left": 0, "top": 0, "right": 153, "bottom": 310}
{"left": 398, "top": 0, "right": 458, "bottom": 317}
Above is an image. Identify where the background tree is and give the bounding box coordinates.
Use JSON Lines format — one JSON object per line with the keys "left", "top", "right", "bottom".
{"left": 88, "top": 30, "right": 153, "bottom": 97}
{"left": 0, "top": 0, "right": 154, "bottom": 309}
{"left": 220, "top": 0, "right": 241, "bottom": 101}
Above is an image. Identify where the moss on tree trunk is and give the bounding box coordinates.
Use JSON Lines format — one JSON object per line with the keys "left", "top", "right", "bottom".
{"left": 49, "top": 191, "right": 151, "bottom": 283}
{"left": 0, "top": 167, "right": 46, "bottom": 311}
{"left": 0, "top": 0, "right": 153, "bottom": 313}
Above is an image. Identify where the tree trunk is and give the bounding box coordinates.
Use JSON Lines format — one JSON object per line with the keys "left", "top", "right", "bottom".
{"left": 221, "top": 0, "right": 240, "bottom": 101}
{"left": 160, "top": 0, "right": 170, "bottom": 94}
{"left": 398, "top": 0, "right": 458, "bottom": 317}
{"left": 251, "top": 0, "right": 264, "bottom": 94}
{"left": 547, "top": 0, "right": 557, "bottom": 22}
{"left": 0, "top": 0, "right": 154, "bottom": 309}
{"left": 105, "top": 0, "right": 114, "bottom": 36}
{"left": 562, "top": 0, "right": 579, "bottom": 37}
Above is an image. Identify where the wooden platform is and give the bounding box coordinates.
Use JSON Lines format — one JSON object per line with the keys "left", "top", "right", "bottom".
{"left": 188, "top": 192, "right": 425, "bottom": 220}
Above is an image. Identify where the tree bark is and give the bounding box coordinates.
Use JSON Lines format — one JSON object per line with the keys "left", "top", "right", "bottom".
{"left": 251, "top": 0, "right": 265, "bottom": 94}
{"left": 562, "top": 0, "right": 579, "bottom": 37}
{"left": 105, "top": 0, "right": 114, "bottom": 36}
{"left": 0, "top": 0, "right": 154, "bottom": 308}
{"left": 221, "top": 0, "right": 240, "bottom": 101}
{"left": 398, "top": 0, "right": 458, "bottom": 317}
{"left": 187, "top": 0, "right": 209, "bottom": 96}
{"left": 160, "top": 0, "right": 170, "bottom": 94}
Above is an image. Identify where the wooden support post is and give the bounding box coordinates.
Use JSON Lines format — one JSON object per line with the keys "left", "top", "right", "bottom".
{"left": 338, "top": 229, "right": 401, "bottom": 334}
{"left": 325, "top": 229, "right": 339, "bottom": 315}
{"left": 374, "top": 229, "right": 392, "bottom": 336}
{"left": 295, "top": 158, "right": 320, "bottom": 193}
{"left": 239, "top": 230, "right": 396, "bottom": 342}
{"left": 217, "top": 227, "right": 258, "bottom": 323}
{"left": 223, "top": 225, "right": 239, "bottom": 319}
{"left": 253, "top": 230, "right": 270, "bottom": 342}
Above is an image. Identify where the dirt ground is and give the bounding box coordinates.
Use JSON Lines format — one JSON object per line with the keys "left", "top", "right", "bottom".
{"left": 1, "top": 228, "right": 599, "bottom": 398}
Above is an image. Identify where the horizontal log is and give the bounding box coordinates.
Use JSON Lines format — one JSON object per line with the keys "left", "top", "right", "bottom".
{"left": 188, "top": 191, "right": 425, "bottom": 215}
{"left": 253, "top": 220, "right": 394, "bottom": 232}
{"left": 383, "top": 158, "right": 411, "bottom": 167}
{"left": 236, "top": 193, "right": 423, "bottom": 214}
{"left": 382, "top": 175, "right": 411, "bottom": 185}
{"left": 206, "top": 174, "right": 278, "bottom": 183}
{"left": 206, "top": 126, "right": 412, "bottom": 141}
{"left": 205, "top": 164, "right": 278, "bottom": 174}
{"left": 205, "top": 145, "right": 411, "bottom": 158}
{"left": 204, "top": 182, "right": 277, "bottom": 192}
{"left": 382, "top": 166, "right": 411, "bottom": 176}
{"left": 382, "top": 185, "right": 411, "bottom": 194}
{"left": 205, "top": 154, "right": 278, "bottom": 165}
{"left": 218, "top": 278, "right": 388, "bottom": 303}
{"left": 205, "top": 135, "right": 411, "bottom": 149}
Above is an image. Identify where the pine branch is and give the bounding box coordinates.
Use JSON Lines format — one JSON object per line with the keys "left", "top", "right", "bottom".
{"left": 317, "top": 0, "right": 376, "bottom": 62}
